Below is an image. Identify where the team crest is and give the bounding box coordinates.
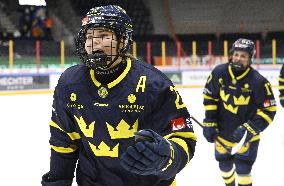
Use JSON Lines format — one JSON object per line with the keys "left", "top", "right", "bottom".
{"left": 127, "top": 94, "right": 136, "bottom": 103}
{"left": 98, "top": 86, "right": 108, "bottom": 98}
{"left": 70, "top": 93, "right": 77, "bottom": 101}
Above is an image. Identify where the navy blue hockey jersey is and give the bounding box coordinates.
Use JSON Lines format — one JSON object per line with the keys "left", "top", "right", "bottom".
{"left": 48, "top": 57, "right": 196, "bottom": 186}
{"left": 203, "top": 63, "right": 276, "bottom": 141}
{"left": 279, "top": 64, "right": 284, "bottom": 102}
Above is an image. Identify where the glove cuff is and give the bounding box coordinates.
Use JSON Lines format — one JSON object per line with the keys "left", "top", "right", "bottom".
{"left": 203, "top": 122, "right": 218, "bottom": 127}
{"left": 243, "top": 122, "right": 259, "bottom": 135}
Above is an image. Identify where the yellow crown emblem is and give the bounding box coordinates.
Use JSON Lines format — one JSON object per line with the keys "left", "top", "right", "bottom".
{"left": 74, "top": 115, "right": 95, "bottom": 138}
{"left": 233, "top": 95, "right": 250, "bottom": 105}
{"left": 220, "top": 90, "right": 230, "bottom": 102}
{"left": 88, "top": 141, "right": 119, "bottom": 157}
{"left": 223, "top": 103, "right": 238, "bottom": 114}
{"left": 106, "top": 119, "right": 138, "bottom": 139}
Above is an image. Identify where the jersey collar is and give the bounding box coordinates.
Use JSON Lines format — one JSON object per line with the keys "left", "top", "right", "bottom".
{"left": 228, "top": 64, "right": 251, "bottom": 82}
{"left": 90, "top": 57, "right": 131, "bottom": 89}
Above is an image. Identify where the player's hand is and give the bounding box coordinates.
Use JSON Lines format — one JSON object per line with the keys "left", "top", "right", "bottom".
{"left": 120, "top": 129, "right": 172, "bottom": 176}
{"left": 232, "top": 122, "right": 259, "bottom": 143}
{"left": 41, "top": 172, "right": 72, "bottom": 186}
{"left": 203, "top": 123, "right": 219, "bottom": 143}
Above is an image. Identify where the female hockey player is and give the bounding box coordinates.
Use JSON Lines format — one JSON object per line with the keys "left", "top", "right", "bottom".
{"left": 202, "top": 38, "right": 276, "bottom": 186}
{"left": 41, "top": 5, "right": 196, "bottom": 186}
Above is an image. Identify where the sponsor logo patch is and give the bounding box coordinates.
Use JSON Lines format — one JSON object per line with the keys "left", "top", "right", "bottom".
{"left": 171, "top": 117, "right": 185, "bottom": 131}
{"left": 263, "top": 99, "right": 276, "bottom": 107}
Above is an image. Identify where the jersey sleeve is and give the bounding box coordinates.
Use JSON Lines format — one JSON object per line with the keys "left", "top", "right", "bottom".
{"left": 279, "top": 64, "right": 284, "bottom": 100}
{"left": 247, "top": 79, "right": 277, "bottom": 132}
{"left": 147, "top": 82, "right": 197, "bottom": 180}
{"left": 203, "top": 69, "right": 220, "bottom": 126}
{"left": 47, "top": 84, "right": 80, "bottom": 181}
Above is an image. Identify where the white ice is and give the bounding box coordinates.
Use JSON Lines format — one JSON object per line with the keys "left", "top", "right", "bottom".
{"left": 0, "top": 88, "right": 283, "bottom": 186}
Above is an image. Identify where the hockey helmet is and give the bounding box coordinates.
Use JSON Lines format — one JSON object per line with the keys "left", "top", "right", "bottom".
{"left": 230, "top": 38, "right": 255, "bottom": 58}
{"left": 76, "top": 5, "right": 133, "bottom": 70}
{"left": 228, "top": 38, "right": 256, "bottom": 73}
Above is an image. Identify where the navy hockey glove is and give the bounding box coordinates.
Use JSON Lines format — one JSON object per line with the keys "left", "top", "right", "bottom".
{"left": 203, "top": 122, "right": 218, "bottom": 143}
{"left": 120, "top": 129, "right": 173, "bottom": 176}
{"left": 233, "top": 122, "right": 259, "bottom": 143}
{"left": 41, "top": 172, "right": 72, "bottom": 186}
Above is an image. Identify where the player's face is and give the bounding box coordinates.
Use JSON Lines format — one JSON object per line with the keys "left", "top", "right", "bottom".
{"left": 231, "top": 50, "right": 250, "bottom": 68}
{"left": 85, "top": 27, "right": 120, "bottom": 68}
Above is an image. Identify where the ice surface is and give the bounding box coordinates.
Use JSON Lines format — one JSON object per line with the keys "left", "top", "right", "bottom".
{"left": 0, "top": 88, "right": 283, "bottom": 186}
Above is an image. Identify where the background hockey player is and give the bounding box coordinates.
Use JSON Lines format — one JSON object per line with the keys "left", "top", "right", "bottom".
{"left": 202, "top": 38, "right": 276, "bottom": 186}
{"left": 279, "top": 64, "right": 284, "bottom": 107}
{"left": 41, "top": 5, "right": 196, "bottom": 186}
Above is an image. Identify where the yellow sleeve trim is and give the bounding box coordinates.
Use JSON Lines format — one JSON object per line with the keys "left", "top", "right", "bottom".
{"left": 164, "top": 132, "right": 197, "bottom": 141}
{"left": 279, "top": 77, "right": 284, "bottom": 82}
{"left": 256, "top": 109, "right": 273, "bottom": 124}
{"left": 279, "top": 85, "right": 284, "bottom": 90}
{"left": 263, "top": 106, "right": 277, "bottom": 112}
{"left": 205, "top": 105, "right": 217, "bottom": 110}
{"left": 51, "top": 145, "right": 78, "bottom": 153}
{"left": 203, "top": 94, "right": 219, "bottom": 101}
{"left": 280, "top": 96, "right": 284, "bottom": 100}
{"left": 50, "top": 121, "right": 81, "bottom": 140}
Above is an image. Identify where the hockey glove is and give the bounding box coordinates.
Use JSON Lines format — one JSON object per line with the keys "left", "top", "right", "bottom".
{"left": 203, "top": 122, "right": 219, "bottom": 143}
{"left": 233, "top": 122, "right": 259, "bottom": 143}
{"left": 41, "top": 172, "right": 72, "bottom": 186}
{"left": 120, "top": 129, "right": 173, "bottom": 176}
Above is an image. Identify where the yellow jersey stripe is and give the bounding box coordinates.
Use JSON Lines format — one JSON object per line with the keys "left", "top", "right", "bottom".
{"left": 205, "top": 105, "right": 218, "bottom": 110}
{"left": 50, "top": 121, "right": 81, "bottom": 140}
{"left": 257, "top": 110, "right": 273, "bottom": 124}
{"left": 51, "top": 145, "right": 78, "bottom": 153}
{"left": 279, "top": 77, "right": 284, "bottom": 82}
{"left": 203, "top": 94, "right": 219, "bottom": 101}
{"left": 164, "top": 132, "right": 197, "bottom": 141}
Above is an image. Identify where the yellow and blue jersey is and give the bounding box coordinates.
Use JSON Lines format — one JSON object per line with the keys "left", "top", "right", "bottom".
{"left": 48, "top": 57, "right": 196, "bottom": 186}
{"left": 203, "top": 63, "right": 276, "bottom": 142}
{"left": 279, "top": 64, "right": 284, "bottom": 103}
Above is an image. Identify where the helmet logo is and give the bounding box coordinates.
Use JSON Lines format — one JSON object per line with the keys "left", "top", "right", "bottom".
{"left": 82, "top": 17, "right": 88, "bottom": 26}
